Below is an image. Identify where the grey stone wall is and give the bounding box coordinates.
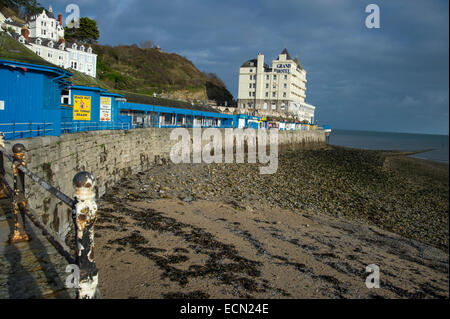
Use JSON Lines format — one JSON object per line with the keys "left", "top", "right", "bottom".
{"left": 3, "top": 128, "right": 325, "bottom": 243}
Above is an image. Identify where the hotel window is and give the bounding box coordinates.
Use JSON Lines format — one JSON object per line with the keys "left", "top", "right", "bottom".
{"left": 265, "top": 83, "right": 269, "bottom": 89}
{"left": 271, "top": 104, "right": 276, "bottom": 110}
{"left": 252, "top": 83, "right": 256, "bottom": 88}
{"left": 272, "top": 84, "right": 276, "bottom": 89}
{"left": 283, "top": 83, "right": 287, "bottom": 89}
{"left": 272, "top": 92, "right": 276, "bottom": 97}
{"left": 249, "top": 75, "right": 252, "bottom": 80}
{"left": 266, "top": 75, "right": 270, "bottom": 80}
{"left": 273, "top": 75, "right": 277, "bottom": 80}
{"left": 263, "top": 103, "right": 268, "bottom": 109}
{"left": 283, "top": 92, "right": 286, "bottom": 97}
{"left": 249, "top": 92, "right": 252, "bottom": 97}
{"left": 265, "top": 92, "right": 268, "bottom": 97}
{"left": 250, "top": 69, "right": 253, "bottom": 72}
{"left": 252, "top": 92, "right": 255, "bottom": 97}
{"left": 284, "top": 75, "right": 288, "bottom": 80}
{"left": 249, "top": 83, "right": 252, "bottom": 88}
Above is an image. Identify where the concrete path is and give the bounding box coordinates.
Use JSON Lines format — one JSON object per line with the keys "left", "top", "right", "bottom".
{"left": 0, "top": 198, "right": 75, "bottom": 299}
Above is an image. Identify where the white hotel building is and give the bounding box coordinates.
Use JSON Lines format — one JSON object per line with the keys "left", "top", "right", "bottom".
{"left": 237, "top": 48, "right": 316, "bottom": 123}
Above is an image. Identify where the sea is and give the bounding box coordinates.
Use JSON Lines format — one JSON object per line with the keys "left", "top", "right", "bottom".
{"left": 329, "top": 129, "right": 449, "bottom": 164}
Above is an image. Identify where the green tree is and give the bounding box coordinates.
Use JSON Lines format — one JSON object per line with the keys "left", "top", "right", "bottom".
{"left": 64, "top": 17, "right": 100, "bottom": 44}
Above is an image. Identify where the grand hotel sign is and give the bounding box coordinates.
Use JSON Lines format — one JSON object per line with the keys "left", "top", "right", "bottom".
{"left": 275, "top": 63, "right": 291, "bottom": 74}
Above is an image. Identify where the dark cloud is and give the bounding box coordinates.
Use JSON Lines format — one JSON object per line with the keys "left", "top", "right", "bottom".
{"left": 44, "top": 0, "right": 448, "bottom": 134}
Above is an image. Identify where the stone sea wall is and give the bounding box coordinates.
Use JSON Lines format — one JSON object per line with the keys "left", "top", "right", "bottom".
{"left": 3, "top": 128, "right": 325, "bottom": 242}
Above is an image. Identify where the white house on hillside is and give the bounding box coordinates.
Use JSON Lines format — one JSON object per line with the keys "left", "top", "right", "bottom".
{"left": 27, "top": 5, "right": 64, "bottom": 42}
{"left": 1, "top": 5, "right": 98, "bottom": 78}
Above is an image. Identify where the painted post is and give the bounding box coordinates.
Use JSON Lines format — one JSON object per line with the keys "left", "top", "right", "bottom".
{"left": 0, "top": 133, "right": 6, "bottom": 199}
{"left": 10, "top": 143, "right": 29, "bottom": 243}
{"left": 73, "top": 171, "right": 100, "bottom": 299}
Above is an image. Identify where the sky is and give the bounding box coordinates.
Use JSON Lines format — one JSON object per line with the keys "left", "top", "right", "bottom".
{"left": 41, "top": 0, "right": 449, "bottom": 135}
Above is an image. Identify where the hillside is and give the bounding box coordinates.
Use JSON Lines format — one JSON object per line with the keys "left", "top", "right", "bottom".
{"left": 92, "top": 44, "right": 234, "bottom": 105}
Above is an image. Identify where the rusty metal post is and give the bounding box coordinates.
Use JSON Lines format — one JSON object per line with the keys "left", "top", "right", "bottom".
{"left": 0, "top": 133, "right": 7, "bottom": 199}
{"left": 10, "top": 143, "right": 29, "bottom": 243}
{"left": 73, "top": 171, "right": 100, "bottom": 299}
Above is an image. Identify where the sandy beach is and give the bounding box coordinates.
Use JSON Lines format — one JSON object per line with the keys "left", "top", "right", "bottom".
{"left": 94, "top": 146, "right": 449, "bottom": 298}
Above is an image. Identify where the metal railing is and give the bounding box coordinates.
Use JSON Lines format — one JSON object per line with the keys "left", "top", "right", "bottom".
{"left": 0, "top": 133, "right": 100, "bottom": 299}
{"left": 0, "top": 122, "right": 54, "bottom": 140}
{"left": 61, "top": 121, "right": 134, "bottom": 134}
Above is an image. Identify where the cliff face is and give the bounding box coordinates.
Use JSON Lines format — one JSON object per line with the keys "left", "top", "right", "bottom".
{"left": 92, "top": 44, "right": 233, "bottom": 105}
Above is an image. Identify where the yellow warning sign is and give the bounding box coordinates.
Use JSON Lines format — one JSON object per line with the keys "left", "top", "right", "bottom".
{"left": 73, "top": 95, "right": 91, "bottom": 121}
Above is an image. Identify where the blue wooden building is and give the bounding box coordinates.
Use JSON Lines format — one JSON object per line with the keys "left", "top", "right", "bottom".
{"left": 0, "top": 59, "right": 71, "bottom": 139}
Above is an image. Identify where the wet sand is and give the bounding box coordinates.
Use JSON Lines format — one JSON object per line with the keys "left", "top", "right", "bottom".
{"left": 94, "top": 146, "right": 449, "bottom": 299}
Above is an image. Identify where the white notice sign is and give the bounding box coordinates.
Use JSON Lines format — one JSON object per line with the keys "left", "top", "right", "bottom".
{"left": 100, "top": 97, "right": 111, "bottom": 121}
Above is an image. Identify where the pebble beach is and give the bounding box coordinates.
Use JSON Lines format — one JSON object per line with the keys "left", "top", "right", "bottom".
{"left": 94, "top": 145, "right": 449, "bottom": 298}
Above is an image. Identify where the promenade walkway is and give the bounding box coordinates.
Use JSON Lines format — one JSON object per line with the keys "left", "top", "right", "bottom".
{"left": 0, "top": 198, "right": 74, "bottom": 299}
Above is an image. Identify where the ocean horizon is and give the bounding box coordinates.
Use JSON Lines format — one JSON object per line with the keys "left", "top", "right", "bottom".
{"left": 329, "top": 129, "right": 449, "bottom": 163}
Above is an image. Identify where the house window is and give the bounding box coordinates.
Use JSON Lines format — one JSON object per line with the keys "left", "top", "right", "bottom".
{"left": 273, "top": 75, "right": 277, "bottom": 80}
{"left": 265, "top": 92, "right": 268, "bottom": 97}
{"left": 249, "top": 75, "right": 252, "bottom": 80}
{"left": 265, "top": 83, "right": 269, "bottom": 89}
{"left": 249, "top": 92, "right": 252, "bottom": 97}
{"left": 283, "top": 92, "right": 286, "bottom": 97}
{"left": 249, "top": 83, "right": 252, "bottom": 88}
{"left": 71, "top": 61, "right": 77, "bottom": 69}
{"left": 252, "top": 83, "right": 256, "bottom": 88}
{"left": 252, "top": 92, "right": 255, "bottom": 97}
{"left": 266, "top": 75, "right": 269, "bottom": 80}
{"left": 272, "top": 92, "right": 276, "bottom": 98}
{"left": 283, "top": 83, "right": 287, "bottom": 88}
{"left": 284, "top": 75, "right": 288, "bottom": 80}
